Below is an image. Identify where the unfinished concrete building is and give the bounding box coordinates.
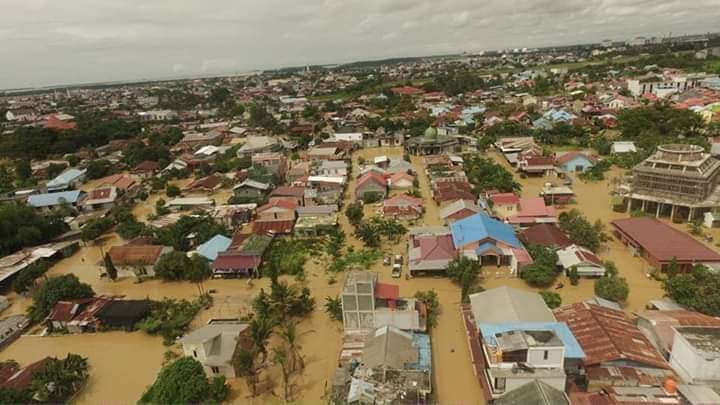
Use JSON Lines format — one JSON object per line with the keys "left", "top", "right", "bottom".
{"left": 626, "top": 144, "right": 720, "bottom": 221}
{"left": 342, "top": 271, "right": 378, "bottom": 330}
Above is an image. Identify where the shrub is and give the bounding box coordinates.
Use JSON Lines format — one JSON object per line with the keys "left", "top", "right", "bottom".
{"left": 594, "top": 276, "right": 629, "bottom": 303}
{"left": 539, "top": 291, "right": 562, "bottom": 309}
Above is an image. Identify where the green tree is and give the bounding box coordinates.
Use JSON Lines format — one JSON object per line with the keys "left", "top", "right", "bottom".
{"left": 233, "top": 348, "right": 260, "bottom": 397}
{"left": 0, "top": 203, "right": 68, "bottom": 256}
{"left": 355, "top": 222, "right": 380, "bottom": 247}
{"left": 28, "top": 274, "right": 94, "bottom": 322}
{"left": 414, "top": 290, "right": 440, "bottom": 328}
{"left": 345, "top": 202, "right": 364, "bottom": 226}
{"left": 12, "top": 260, "right": 49, "bottom": 294}
{"left": 539, "top": 291, "right": 562, "bottom": 309}
{"left": 324, "top": 296, "right": 342, "bottom": 322}
{"left": 522, "top": 245, "right": 560, "bottom": 287}
{"left": 272, "top": 345, "right": 292, "bottom": 402}
{"left": 136, "top": 297, "right": 207, "bottom": 344}
{"left": 165, "top": 184, "right": 181, "bottom": 197}
{"left": 85, "top": 159, "right": 113, "bottom": 179}
{"left": 30, "top": 354, "right": 88, "bottom": 403}
{"left": 463, "top": 155, "right": 521, "bottom": 194}
{"left": 0, "top": 387, "right": 32, "bottom": 404}
{"left": 446, "top": 256, "right": 482, "bottom": 302}
{"left": 154, "top": 251, "right": 194, "bottom": 281}
{"left": 80, "top": 217, "right": 114, "bottom": 242}
{"left": 104, "top": 252, "right": 118, "bottom": 281}
{"left": 13, "top": 159, "right": 31, "bottom": 181}
{"left": 187, "top": 254, "right": 211, "bottom": 294}
{"left": 139, "top": 357, "right": 226, "bottom": 404}
{"left": 280, "top": 321, "right": 305, "bottom": 372}
{"left": 595, "top": 276, "right": 629, "bottom": 303}
{"left": 558, "top": 209, "right": 608, "bottom": 252}
{"left": 663, "top": 265, "right": 720, "bottom": 316}
{"left": 567, "top": 267, "right": 580, "bottom": 286}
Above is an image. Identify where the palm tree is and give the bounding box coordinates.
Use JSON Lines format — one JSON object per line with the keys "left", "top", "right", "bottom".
{"left": 249, "top": 317, "right": 273, "bottom": 363}
{"left": 272, "top": 345, "right": 291, "bottom": 402}
{"left": 324, "top": 296, "right": 342, "bottom": 322}
{"left": 233, "top": 348, "right": 260, "bottom": 397}
{"left": 280, "top": 321, "right": 307, "bottom": 372}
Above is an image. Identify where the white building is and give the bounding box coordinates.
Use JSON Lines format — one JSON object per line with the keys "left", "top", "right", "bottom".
{"left": 669, "top": 326, "right": 720, "bottom": 384}
{"left": 179, "top": 321, "right": 249, "bottom": 378}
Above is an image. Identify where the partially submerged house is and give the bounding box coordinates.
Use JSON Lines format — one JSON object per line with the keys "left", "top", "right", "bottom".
{"left": 556, "top": 244, "right": 606, "bottom": 277}
{"left": 27, "top": 190, "right": 85, "bottom": 212}
{"left": 211, "top": 234, "right": 272, "bottom": 278}
{"left": 555, "top": 151, "right": 595, "bottom": 173}
{"left": 408, "top": 227, "right": 456, "bottom": 276}
{"left": 450, "top": 213, "right": 532, "bottom": 274}
{"left": 519, "top": 224, "right": 572, "bottom": 249}
{"left": 355, "top": 172, "right": 387, "bottom": 200}
{"left": 554, "top": 302, "right": 672, "bottom": 391}
{"left": 611, "top": 217, "right": 720, "bottom": 272}
{"left": 107, "top": 245, "right": 173, "bottom": 279}
{"left": 382, "top": 194, "right": 424, "bottom": 220}
{"left": 341, "top": 271, "right": 425, "bottom": 332}
{"left": 179, "top": 320, "right": 249, "bottom": 378}
{"left": 46, "top": 168, "right": 86, "bottom": 192}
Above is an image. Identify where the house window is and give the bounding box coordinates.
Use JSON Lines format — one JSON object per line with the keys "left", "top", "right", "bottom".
{"left": 543, "top": 350, "right": 549, "bottom": 360}
{"left": 192, "top": 350, "right": 198, "bottom": 358}
{"left": 211, "top": 366, "right": 220, "bottom": 374}
{"left": 494, "top": 377, "right": 506, "bottom": 391}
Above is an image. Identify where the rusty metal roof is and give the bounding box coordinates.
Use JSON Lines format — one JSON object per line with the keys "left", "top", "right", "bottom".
{"left": 554, "top": 302, "right": 669, "bottom": 369}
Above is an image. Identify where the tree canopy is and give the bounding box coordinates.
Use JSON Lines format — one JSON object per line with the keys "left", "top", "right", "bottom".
{"left": 463, "top": 155, "right": 521, "bottom": 194}
{"left": 558, "top": 209, "right": 608, "bottom": 252}
{"left": 522, "top": 245, "right": 560, "bottom": 287}
{"left": 664, "top": 265, "right": 720, "bottom": 316}
{"left": 139, "top": 357, "right": 227, "bottom": 404}
{"left": 28, "top": 274, "right": 95, "bottom": 322}
{"left": 446, "top": 256, "right": 482, "bottom": 301}
{"left": 594, "top": 275, "right": 630, "bottom": 304}
{"left": 153, "top": 251, "right": 211, "bottom": 281}
{"left": 0, "top": 203, "right": 68, "bottom": 257}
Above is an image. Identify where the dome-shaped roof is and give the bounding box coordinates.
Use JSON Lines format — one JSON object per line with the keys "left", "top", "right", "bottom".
{"left": 424, "top": 126, "right": 438, "bottom": 138}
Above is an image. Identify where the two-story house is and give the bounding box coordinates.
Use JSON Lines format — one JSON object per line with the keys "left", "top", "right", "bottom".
{"left": 179, "top": 321, "right": 249, "bottom": 378}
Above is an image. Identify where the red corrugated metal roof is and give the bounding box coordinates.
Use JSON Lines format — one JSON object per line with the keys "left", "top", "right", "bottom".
{"left": 374, "top": 283, "right": 400, "bottom": 300}
{"left": 520, "top": 224, "right": 572, "bottom": 248}
{"left": 252, "top": 220, "right": 295, "bottom": 235}
{"left": 612, "top": 217, "right": 720, "bottom": 263}
{"left": 554, "top": 302, "right": 669, "bottom": 369}
{"left": 489, "top": 192, "right": 519, "bottom": 206}
{"left": 212, "top": 253, "right": 260, "bottom": 270}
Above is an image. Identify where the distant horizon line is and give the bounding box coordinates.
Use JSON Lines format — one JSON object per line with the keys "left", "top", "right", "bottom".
{"left": 2, "top": 29, "right": 717, "bottom": 94}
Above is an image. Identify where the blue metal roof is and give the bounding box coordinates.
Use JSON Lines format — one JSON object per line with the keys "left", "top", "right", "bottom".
{"left": 480, "top": 322, "right": 586, "bottom": 359}
{"left": 410, "top": 333, "right": 432, "bottom": 372}
{"left": 196, "top": 234, "right": 232, "bottom": 261}
{"left": 47, "top": 168, "right": 86, "bottom": 189}
{"left": 27, "top": 190, "right": 82, "bottom": 207}
{"left": 450, "top": 213, "right": 520, "bottom": 248}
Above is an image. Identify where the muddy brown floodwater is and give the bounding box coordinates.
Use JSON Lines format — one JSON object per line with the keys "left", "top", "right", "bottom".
{"left": 0, "top": 148, "right": 675, "bottom": 404}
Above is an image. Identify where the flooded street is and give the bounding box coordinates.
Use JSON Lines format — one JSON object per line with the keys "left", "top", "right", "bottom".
{"left": 344, "top": 147, "right": 484, "bottom": 404}
{"left": 0, "top": 148, "right": 681, "bottom": 404}
{"left": 1, "top": 332, "right": 166, "bottom": 404}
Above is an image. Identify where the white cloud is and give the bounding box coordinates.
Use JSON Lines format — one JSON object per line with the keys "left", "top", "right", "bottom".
{"left": 0, "top": 0, "right": 718, "bottom": 88}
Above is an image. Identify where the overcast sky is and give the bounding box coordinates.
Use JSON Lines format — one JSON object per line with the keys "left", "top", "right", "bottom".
{"left": 2, "top": 0, "right": 719, "bottom": 89}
